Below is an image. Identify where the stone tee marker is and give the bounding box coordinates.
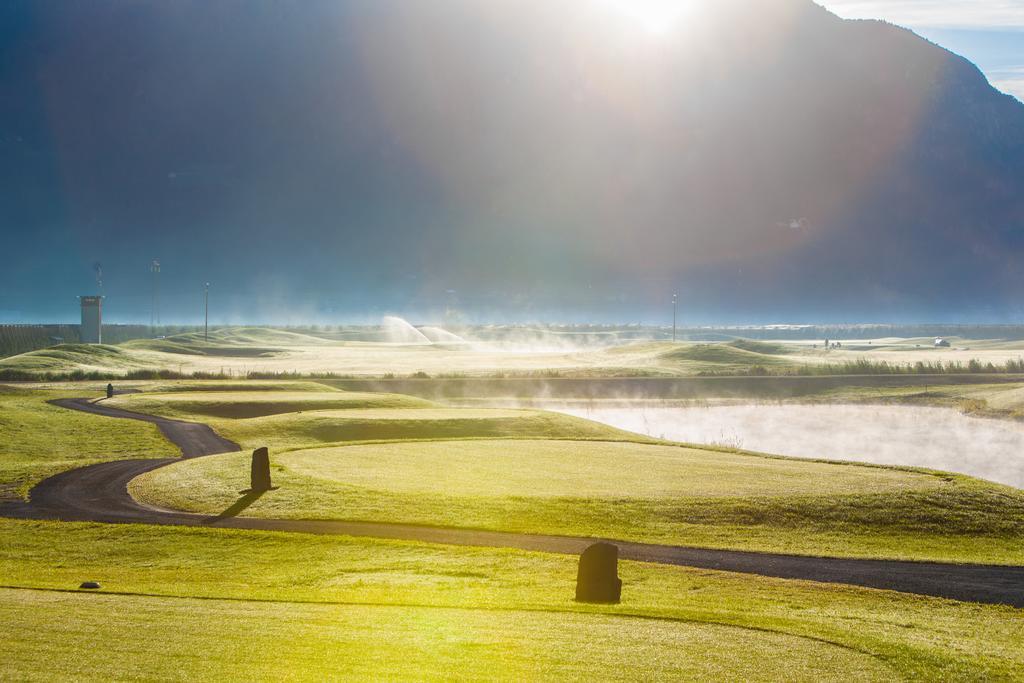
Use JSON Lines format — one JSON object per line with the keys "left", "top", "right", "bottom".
{"left": 575, "top": 542, "right": 622, "bottom": 604}
{"left": 251, "top": 447, "right": 272, "bottom": 492}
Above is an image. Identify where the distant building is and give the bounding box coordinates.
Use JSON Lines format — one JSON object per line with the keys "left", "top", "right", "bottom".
{"left": 934, "top": 338, "right": 951, "bottom": 348}
{"left": 80, "top": 296, "right": 103, "bottom": 344}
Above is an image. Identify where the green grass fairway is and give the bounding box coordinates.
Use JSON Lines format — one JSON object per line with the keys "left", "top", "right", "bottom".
{"left": 0, "top": 382, "right": 632, "bottom": 498}
{"left": 6, "top": 348, "right": 1024, "bottom": 680}
{"left": 0, "top": 386, "right": 172, "bottom": 500}
{"left": 107, "top": 389, "right": 635, "bottom": 450}
{"left": 130, "top": 437, "right": 1024, "bottom": 564}
{"left": 106, "top": 390, "right": 435, "bottom": 419}
{"left": 1, "top": 591, "right": 892, "bottom": 681}
{"left": 11, "top": 382, "right": 1022, "bottom": 563}
{"left": 0, "top": 519, "right": 1021, "bottom": 679}
{"left": 214, "top": 408, "right": 637, "bottom": 451}
{"left": 2, "top": 381, "right": 1024, "bottom": 678}
{"left": 262, "top": 440, "right": 939, "bottom": 498}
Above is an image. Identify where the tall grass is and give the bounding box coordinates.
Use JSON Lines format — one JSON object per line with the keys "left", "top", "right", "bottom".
{"left": 0, "top": 368, "right": 231, "bottom": 382}
{"left": 6, "top": 359, "right": 1024, "bottom": 383}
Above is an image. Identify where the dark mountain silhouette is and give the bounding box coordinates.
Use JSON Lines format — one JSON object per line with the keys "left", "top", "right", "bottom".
{"left": 1, "top": 0, "right": 1022, "bottom": 321}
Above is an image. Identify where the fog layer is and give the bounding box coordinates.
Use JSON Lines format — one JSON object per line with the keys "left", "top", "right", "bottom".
{"left": 555, "top": 404, "right": 1024, "bottom": 488}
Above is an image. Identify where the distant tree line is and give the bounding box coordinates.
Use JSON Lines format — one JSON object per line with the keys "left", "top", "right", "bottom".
{"left": 678, "top": 325, "right": 1024, "bottom": 341}
{"left": 5, "top": 358, "right": 1024, "bottom": 383}
{"left": 701, "top": 359, "right": 1024, "bottom": 377}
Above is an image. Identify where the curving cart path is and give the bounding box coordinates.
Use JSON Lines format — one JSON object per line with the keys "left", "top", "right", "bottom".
{"left": 2, "top": 397, "right": 1023, "bottom": 608}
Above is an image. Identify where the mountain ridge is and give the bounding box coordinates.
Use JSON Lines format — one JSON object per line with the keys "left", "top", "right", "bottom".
{"left": 0, "top": 0, "right": 1022, "bottom": 321}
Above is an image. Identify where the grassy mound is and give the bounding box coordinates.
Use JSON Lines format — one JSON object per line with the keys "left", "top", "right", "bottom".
{"left": 122, "top": 327, "right": 323, "bottom": 357}
{"left": 216, "top": 408, "right": 638, "bottom": 451}
{"left": 107, "top": 390, "right": 435, "bottom": 419}
{"left": 659, "top": 343, "right": 787, "bottom": 366}
{"left": 727, "top": 339, "right": 794, "bottom": 355}
{"left": 208, "top": 327, "right": 331, "bottom": 346}
{"left": 107, "top": 385, "right": 638, "bottom": 450}
{"left": 123, "top": 338, "right": 281, "bottom": 358}
{"left": 141, "top": 380, "right": 335, "bottom": 393}
{"left": 125, "top": 437, "right": 1024, "bottom": 563}
{"left": 592, "top": 340, "right": 796, "bottom": 376}
{"left": 0, "top": 344, "right": 144, "bottom": 373}
{"left": 274, "top": 440, "right": 940, "bottom": 499}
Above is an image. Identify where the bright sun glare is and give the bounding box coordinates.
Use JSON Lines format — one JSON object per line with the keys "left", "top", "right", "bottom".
{"left": 602, "top": 0, "right": 693, "bottom": 35}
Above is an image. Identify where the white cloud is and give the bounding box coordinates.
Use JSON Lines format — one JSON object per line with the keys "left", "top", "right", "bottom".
{"left": 991, "top": 66, "right": 1024, "bottom": 100}
{"left": 818, "top": 1, "right": 1024, "bottom": 29}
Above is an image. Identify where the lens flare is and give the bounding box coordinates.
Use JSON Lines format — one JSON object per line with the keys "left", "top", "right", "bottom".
{"left": 601, "top": 0, "right": 694, "bottom": 35}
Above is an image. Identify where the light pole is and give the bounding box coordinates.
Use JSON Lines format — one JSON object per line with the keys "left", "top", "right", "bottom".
{"left": 204, "top": 282, "right": 210, "bottom": 342}
{"left": 672, "top": 293, "right": 678, "bottom": 343}
{"left": 150, "top": 260, "right": 160, "bottom": 329}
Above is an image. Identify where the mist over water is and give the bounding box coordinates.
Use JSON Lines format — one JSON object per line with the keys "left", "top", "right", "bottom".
{"left": 553, "top": 404, "right": 1024, "bottom": 488}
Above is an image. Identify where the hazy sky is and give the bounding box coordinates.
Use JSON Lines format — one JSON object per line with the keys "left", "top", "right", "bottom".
{"left": 820, "top": 1, "right": 1024, "bottom": 99}
{"left": 1, "top": 1, "right": 1022, "bottom": 325}
{"left": 821, "top": 1, "right": 1024, "bottom": 28}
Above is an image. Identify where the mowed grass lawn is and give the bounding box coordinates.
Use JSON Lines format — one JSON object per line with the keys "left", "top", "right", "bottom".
{"left": 0, "top": 382, "right": 632, "bottom": 499}
{"left": 132, "top": 437, "right": 1024, "bottom": 564}
{"left": 1, "top": 519, "right": 1021, "bottom": 680}
{"left": 0, "top": 385, "right": 172, "bottom": 500}
{"left": 12, "top": 382, "right": 1024, "bottom": 563}
{"left": 1, "top": 591, "right": 890, "bottom": 682}
{"left": 3, "top": 382, "right": 1024, "bottom": 678}
{"left": 106, "top": 390, "right": 436, "bottom": 419}
{"left": 107, "top": 389, "right": 642, "bottom": 451}
{"left": 218, "top": 408, "right": 641, "bottom": 451}
{"left": 96, "top": 384, "right": 1024, "bottom": 565}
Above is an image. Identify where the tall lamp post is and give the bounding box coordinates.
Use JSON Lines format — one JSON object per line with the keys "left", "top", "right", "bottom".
{"left": 150, "top": 259, "right": 160, "bottom": 329}
{"left": 672, "top": 292, "right": 678, "bottom": 343}
{"left": 204, "top": 282, "right": 210, "bottom": 342}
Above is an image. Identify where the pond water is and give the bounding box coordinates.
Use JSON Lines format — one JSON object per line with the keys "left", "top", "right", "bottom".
{"left": 552, "top": 403, "right": 1024, "bottom": 489}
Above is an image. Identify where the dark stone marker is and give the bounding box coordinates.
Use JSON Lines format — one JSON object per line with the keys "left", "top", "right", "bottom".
{"left": 106, "top": 383, "right": 114, "bottom": 399}
{"left": 79, "top": 581, "right": 100, "bottom": 590}
{"left": 575, "top": 542, "right": 622, "bottom": 604}
{"left": 251, "top": 447, "right": 272, "bottom": 492}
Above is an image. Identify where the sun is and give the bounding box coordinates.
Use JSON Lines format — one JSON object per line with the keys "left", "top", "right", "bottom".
{"left": 601, "top": 0, "right": 694, "bottom": 35}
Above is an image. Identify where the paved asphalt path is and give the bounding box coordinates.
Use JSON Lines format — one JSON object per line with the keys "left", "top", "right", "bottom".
{"left": 2, "top": 397, "right": 1023, "bottom": 608}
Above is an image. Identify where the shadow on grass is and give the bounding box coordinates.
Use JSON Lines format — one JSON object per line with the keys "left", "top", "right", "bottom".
{"left": 204, "top": 488, "right": 275, "bottom": 523}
